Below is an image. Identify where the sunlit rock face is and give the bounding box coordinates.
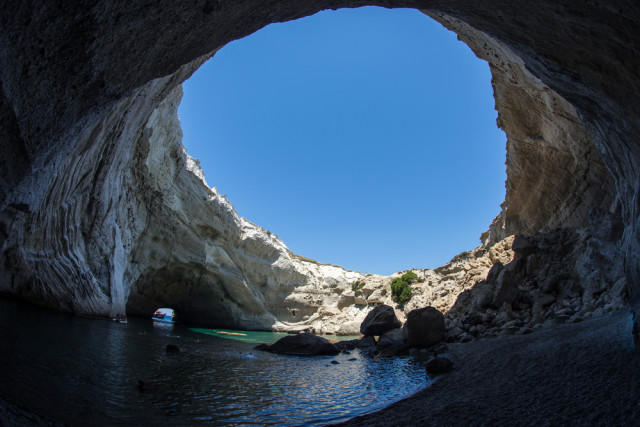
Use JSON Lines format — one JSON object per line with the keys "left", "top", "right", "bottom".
{"left": 1, "top": 1, "right": 639, "bottom": 328}
{"left": 125, "top": 87, "right": 362, "bottom": 328}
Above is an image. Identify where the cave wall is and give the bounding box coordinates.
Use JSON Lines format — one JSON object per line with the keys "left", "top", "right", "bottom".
{"left": 1, "top": 0, "right": 639, "bottom": 324}
{"left": 425, "top": 12, "right": 617, "bottom": 243}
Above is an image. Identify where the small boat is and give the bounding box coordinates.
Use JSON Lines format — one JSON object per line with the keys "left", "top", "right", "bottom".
{"left": 112, "top": 314, "right": 128, "bottom": 324}
{"left": 213, "top": 329, "right": 248, "bottom": 337}
{"left": 152, "top": 308, "right": 177, "bottom": 324}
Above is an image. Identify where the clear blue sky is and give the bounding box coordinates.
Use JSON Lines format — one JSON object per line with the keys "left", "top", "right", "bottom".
{"left": 178, "top": 6, "right": 506, "bottom": 276}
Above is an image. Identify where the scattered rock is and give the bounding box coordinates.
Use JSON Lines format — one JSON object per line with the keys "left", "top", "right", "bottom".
{"left": 259, "top": 332, "right": 340, "bottom": 356}
{"left": 532, "top": 293, "right": 556, "bottom": 317}
{"left": 334, "top": 339, "right": 358, "bottom": 351}
{"left": 425, "top": 356, "right": 454, "bottom": 375}
{"left": 357, "top": 335, "right": 377, "bottom": 349}
{"left": 492, "top": 261, "right": 522, "bottom": 307}
{"left": 377, "top": 328, "right": 406, "bottom": 354}
{"left": 166, "top": 344, "right": 180, "bottom": 353}
{"left": 472, "top": 281, "right": 495, "bottom": 311}
{"left": 403, "top": 307, "right": 445, "bottom": 349}
{"left": 460, "top": 334, "right": 474, "bottom": 343}
{"left": 360, "top": 304, "right": 401, "bottom": 336}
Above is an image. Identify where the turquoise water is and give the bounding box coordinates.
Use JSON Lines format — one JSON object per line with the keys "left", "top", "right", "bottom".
{"left": 0, "top": 299, "right": 429, "bottom": 425}
{"left": 191, "top": 327, "right": 360, "bottom": 344}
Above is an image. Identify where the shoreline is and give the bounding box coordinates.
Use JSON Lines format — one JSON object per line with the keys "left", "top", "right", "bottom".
{"left": 340, "top": 309, "right": 640, "bottom": 425}
{"left": 2, "top": 307, "right": 637, "bottom": 425}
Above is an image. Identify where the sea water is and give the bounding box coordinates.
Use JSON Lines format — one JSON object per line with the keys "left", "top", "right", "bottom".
{"left": 0, "top": 299, "right": 428, "bottom": 425}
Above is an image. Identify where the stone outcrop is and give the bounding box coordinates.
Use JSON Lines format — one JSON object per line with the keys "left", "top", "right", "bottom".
{"left": 376, "top": 328, "right": 407, "bottom": 354}
{"left": 444, "top": 225, "right": 627, "bottom": 341}
{"left": 360, "top": 304, "right": 402, "bottom": 336}
{"left": 257, "top": 332, "right": 340, "bottom": 356}
{"left": 403, "top": 307, "right": 445, "bottom": 349}
{"left": 425, "top": 356, "right": 454, "bottom": 375}
{"left": 0, "top": 1, "right": 639, "bottom": 333}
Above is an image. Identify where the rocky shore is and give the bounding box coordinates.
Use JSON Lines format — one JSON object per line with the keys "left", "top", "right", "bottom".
{"left": 341, "top": 308, "right": 640, "bottom": 426}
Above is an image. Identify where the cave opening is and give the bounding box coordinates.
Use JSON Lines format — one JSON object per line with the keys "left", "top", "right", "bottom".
{"left": 178, "top": 6, "right": 506, "bottom": 276}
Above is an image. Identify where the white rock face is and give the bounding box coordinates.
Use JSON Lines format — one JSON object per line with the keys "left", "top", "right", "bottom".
{"left": 123, "top": 86, "right": 364, "bottom": 329}
{"left": 1, "top": 2, "right": 636, "bottom": 332}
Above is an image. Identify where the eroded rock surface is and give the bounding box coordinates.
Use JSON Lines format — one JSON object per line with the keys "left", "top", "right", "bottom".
{"left": 0, "top": 1, "right": 639, "bottom": 332}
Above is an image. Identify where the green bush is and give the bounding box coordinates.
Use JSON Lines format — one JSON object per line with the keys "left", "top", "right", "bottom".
{"left": 401, "top": 271, "right": 418, "bottom": 282}
{"left": 391, "top": 276, "right": 413, "bottom": 303}
{"left": 351, "top": 281, "right": 365, "bottom": 292}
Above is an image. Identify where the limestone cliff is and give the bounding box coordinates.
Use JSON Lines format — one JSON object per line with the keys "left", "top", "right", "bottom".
{"left": 1, "top": 1, "right": 639, "bottom": 330}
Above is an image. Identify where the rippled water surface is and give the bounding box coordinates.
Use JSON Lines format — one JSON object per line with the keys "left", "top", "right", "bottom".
{"left": 0, "top": 299, "right": 428, "bottom": 425}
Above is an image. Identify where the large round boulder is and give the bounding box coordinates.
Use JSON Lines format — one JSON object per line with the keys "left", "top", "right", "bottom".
{"left": 377, "top": 328, "right": 407, "bottom": 355}
{"left": 425, "top": 355, "right": 454, "bottom": 375}
{"left": 360, "top": 304, "right": 402, "bottom": 336}
{"left": 403, "top": 307, "right": 445, "bottom": 348}
{"left": 262, "top": 332, "right": 340, "bottom": 356}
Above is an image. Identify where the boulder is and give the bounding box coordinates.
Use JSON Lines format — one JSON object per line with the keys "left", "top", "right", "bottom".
{"left": 357, "top": 335, "right": 377, "bottom": 349}
{"left": 492, "top": 260, "right": 522, "bottom": 307}
{"left": 403, "top": 307, "right": 445, "bottom": 349}
{"left": 486, "top": 262, "right": 504, "bottom": 283}
{"left": 366, "top": 288, "right": 386, "bottom": 305}
{"left": 531, "top": 293, "right": 556, "bottom": 317}
{"left": 334, "top": 339, "right": 358, "bottom": 351}
{"left": 377, "top": 328, "right": 406, "bottom": 354}
{"left": 425, "top": 356, "right": 454, "bottom": 375}
{"left": 336, "top": 320, "right": 360, "bottom": 336}
{"left": 471, "top": 282, "right": 495, "bottom": 311}
{"left": 166, "top": 344, "right": 181, "bottom": 353}
{"left": 360, "top": 304, "right": 401, "bottom": 336}
{"left": 337, "top": 291, "right": 356, "bottom": 310}
{"left": 261, "top": 332, "right": 340, "bottom": 356}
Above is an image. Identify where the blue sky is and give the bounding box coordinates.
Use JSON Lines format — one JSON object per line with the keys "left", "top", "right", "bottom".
{"left": 178, "top": 6, "right": 506, "bottom": 276}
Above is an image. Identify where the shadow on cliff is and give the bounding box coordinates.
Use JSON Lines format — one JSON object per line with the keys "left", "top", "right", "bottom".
{"left": 442, "top": 217, "right": 627, "bottom": 341}
{"left": 126, "top": 262, "right": 241, "bottom": 327}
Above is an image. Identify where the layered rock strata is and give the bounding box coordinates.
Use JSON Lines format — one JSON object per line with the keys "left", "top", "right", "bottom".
{"left": 1, "top": 2, "right": 639, "bottom": 329}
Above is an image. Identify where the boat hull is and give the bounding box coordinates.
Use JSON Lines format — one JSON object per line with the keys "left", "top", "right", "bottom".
{"left": 152, "top": 318, "right": 176, "bottom": 324}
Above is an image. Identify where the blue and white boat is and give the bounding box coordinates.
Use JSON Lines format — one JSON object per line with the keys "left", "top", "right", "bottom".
{"left": 152, "top": 308, "right": 177, "bottom": 324}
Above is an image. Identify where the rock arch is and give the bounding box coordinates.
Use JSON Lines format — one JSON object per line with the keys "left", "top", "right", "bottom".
{"left": 0, "top": 1, "right": 638, "bottom": 325}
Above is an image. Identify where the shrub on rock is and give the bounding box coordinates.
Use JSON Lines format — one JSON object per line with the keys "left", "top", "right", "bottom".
{"left": 403, "top": 306, "right": 445, "bottom": 348}
{"left": 360, "top": 304, "right": 401, "bottom": 336}
{"left": 391, "top": 272, "right": 417, "bottom": 303}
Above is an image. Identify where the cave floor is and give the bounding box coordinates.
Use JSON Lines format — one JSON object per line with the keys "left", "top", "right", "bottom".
{"left": 342, "top": 308, "right": 640, "bottom": 426}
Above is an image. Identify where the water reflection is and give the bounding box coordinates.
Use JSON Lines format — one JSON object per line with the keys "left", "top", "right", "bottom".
{"left": 0, "top": 299, "right": 428, "bottom": 425}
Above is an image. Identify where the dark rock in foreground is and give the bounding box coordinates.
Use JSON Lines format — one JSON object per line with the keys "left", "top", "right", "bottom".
{"left": 360, "top": 304, "right": 401, "bottom": 336}
{"left": 257, "top": 332, "right": 340, "bottom": 356}
{"left": 357, "top": 335, "right": 377, "bottom": 350}
{"left": 377, "top": 328, "right": 407, "bottom": 355}
{"left": 334, "top": 339, "right": 358, "bottom": 351}
{"left": 253, "top": 343, "right": 270, "bottom": 351}
{"left": 166, "top": 344, "right": 180, "bottom": 353}
{"left": 425, "top": 355, "right": 454, "bottom": 375}
{"left": 403, "top": 307, "right": 445, "bottom": 348}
